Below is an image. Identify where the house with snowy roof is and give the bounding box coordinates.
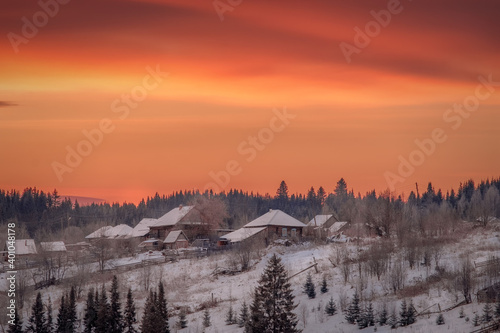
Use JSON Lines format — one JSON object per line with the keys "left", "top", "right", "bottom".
{"left": 85, "top": 224, "right": 133, "bottom": 241}
{"left": 3, "top": 239, "right": 38, "bottom": 262}
{"left": 128, "top": 218, "right": 158, "bottom": 241}
{"left": 221, "top": 209, "right": 307, "bottom": 245}
{"left": 307, "top": 215, "right": 349, "bottom": 237}
{"left": 163, "top": 230, "right": 189, "bottom": 250}
{"left": 40, "top": 241, "right": 67, "bottom": 253}
{"left": 148, "top": 205, "right": 201, "bottom": 240}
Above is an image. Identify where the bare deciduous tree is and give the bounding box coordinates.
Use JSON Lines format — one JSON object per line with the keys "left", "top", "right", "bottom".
{"left": 456, "top": 255, "right": 474, "bottom": 304}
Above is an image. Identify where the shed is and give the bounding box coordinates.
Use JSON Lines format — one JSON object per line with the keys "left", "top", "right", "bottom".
{"left": 221, "top": 227, "right": 266, "bottom": 244}
{"left": 163, "top": 230, "right": 189, "bottom": 250}
{"left": 40, "top": 241, "right": 67, "bottom": 252}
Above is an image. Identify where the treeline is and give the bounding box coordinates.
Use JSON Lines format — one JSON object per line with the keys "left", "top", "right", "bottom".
{"left": 1, "top": 177, "right": 499, "bottom": 238}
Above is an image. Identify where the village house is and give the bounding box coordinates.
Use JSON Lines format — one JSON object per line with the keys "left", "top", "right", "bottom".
{"left": 163, "top": 230, "right": 189, "bottom": 250}
{"left": 40, "top": 241, "right": 67, "bottom": 253}
{"left": 148, "top": 205, "right": 201, "bottom": 240}
{"left": 307, "top": 215, "right": 349, "bottom": 237}
{"left": 128, "top": 218, "right": 158, "bottom": 241}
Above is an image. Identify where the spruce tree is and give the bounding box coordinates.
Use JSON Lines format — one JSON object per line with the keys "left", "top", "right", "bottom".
{"left": 177, "top": 308, "right": 187, "bottom": 329}
{"left": 436, "top": 313, "right": 445, "bottom": 325}
{"left": 303, "top": 272, "right": 316, "bottom": 299}
{"left": 345, "top": 290, "right": 360, "bottom": 324}
{"left": 66, "top": 287, "right": 77, "bottom": 333}
{"left": 399, "top": 299, "right": 408, "bottom": 327}
{"left": 365, "top": 302, "right": 375, "bottom": 327}
{"left": 8, "top": 307, "right": 24, "bottom": 333}
{"left": 156, "top": 282, "right": 169, "bottom": 333}
{"left": 247, "top": 254, "right": 300, "bottom": 333}
{"left": 56, "top": 295, "right": 67, "bottom": 333}
{"left": 109, "top": 276, "right": 123, "bottom": 333}
{"left": 226, "top": 304, "right": 236, "bottom": 325}
{"left": 95, "top": 286, "right": 110, "bottom": 333}
{"left": 46, "top": 297, "right": 53, "bottom": 333}
{"left": 388, "top": 308, "right": 398, "bottom": 329}
{"left": 202, "top": 308, "right": 211, "bottom": 328}
{"left": 27, "top": 292, "right": 47, "bottom": 333}
{"left": 496, "top": 296, "right": 500, "bottom": 318}
{"left": 378, "top": 304, "right": 388, "bottom": 326}
{"left": 140, "top": 291, "right": 157, "bottom": 333}
{"left": 407, "top": 299, "right": 416, "bottom": 325}
{"left": 238, "top": 301, "right": 249, "bottom": 328}
{"left": 325, "top": 296, "right": 337, "bottom": 316}
{"left": 124, "top": 288, "right": 137, "bottom": 333}
{"left": 320, "top": 275, "right": 328, "bottom": 294}
{"left": 472, "top": 313, "right": 480, "bottom": 326}
{"left": 482, "top": 303, "right": 493, "bottom": 323}
{"left": 83, "top": 289, "right": 97, "bottom": 333}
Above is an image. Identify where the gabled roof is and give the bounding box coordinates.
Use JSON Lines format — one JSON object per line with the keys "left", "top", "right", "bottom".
{"left": 128, "top": 218, "right": 158, "bottom": 238}
{"left": 307, "top": 214, "right": 334, "bottom": 227}
{"left": 329, "top": 222, "right": 349, "bottom": 233}
{"left": 153, "top": 206, "right": 194, "bottom": 228}
{"left": 221, "top": 227, "right": 266, "bottom": 243}
{"left": 6, "top": 239, "right": 37, "bottom": 255}
{"left": 163, "top": 230, "right": 188, "bottom": 244}
{"left": 85, "top": 226, "right": 113, "bottom": 239}
{"left": 244, "top": 209, "right": 306, "bottom": 228}
{"left": 108, "top": 224, "right": 133, "bottom": 239}
{"left": 40, "top": 241, "right": 67, "bottom": 252}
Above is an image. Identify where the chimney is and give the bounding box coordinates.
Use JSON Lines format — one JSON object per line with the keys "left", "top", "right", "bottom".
{"left": 179, "top": 204, "right": 183, "bottom": 211}
{"left": 269, "top": 209, "right": 273, "bottom": 212}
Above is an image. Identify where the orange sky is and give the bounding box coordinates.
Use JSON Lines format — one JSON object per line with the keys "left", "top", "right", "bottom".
{"left": 1, "top": 0, "right": 499, "bottom": 203}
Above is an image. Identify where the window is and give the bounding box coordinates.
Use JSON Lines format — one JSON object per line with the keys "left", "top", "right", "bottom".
{"left": 291, "top": 228, "right": 297, "bottom": 238}
{"left": 282, "top": 228, "right": 287, "bottom": 237}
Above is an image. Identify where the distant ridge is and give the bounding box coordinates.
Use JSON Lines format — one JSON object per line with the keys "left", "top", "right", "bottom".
{"left": 63, "top": 195, "right": 106, "bottom": 206}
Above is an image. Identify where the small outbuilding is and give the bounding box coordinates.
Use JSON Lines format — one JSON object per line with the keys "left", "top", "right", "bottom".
{"left": 40, "top": 241, "right": 67, "bottom": 253}
{"left": 163, "top": 230, "right": 189, "bottom": 250}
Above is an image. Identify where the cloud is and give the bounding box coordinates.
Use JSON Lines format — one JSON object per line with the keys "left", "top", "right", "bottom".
{"left": 0, "top": 101, "right": 17, "bottom": 108}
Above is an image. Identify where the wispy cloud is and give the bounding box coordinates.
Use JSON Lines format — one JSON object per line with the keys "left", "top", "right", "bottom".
{"left": 0, "top": 101, "right": 17, "bottom": 108}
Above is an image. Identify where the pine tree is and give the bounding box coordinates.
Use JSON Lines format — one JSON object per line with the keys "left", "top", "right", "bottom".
{"left": 472, "top": 313, "right": 480, "bottom": 326}
{"left": 365, "top": 302, "right": 375, "bottom": 327}
{"left": 436, "top": 313, "right": 445, "bottom": 325}
{"left": 27, "top": 292, "right": 47, "bottom": 333}
{"left": 95, "top": 285, "right": 110, "bottom": 333}
{"left": 226, "top": 304, "right": 236, "bottom": 325}
{"left": 496, "top": 296, "right": 500, "bottom": 318}
{"left": 66, "top": 287, "right": 77, "bottom": 333}
{"left": 83, "top": 289, "right": 97, "bottom": 333}
{"left": 109, "top": 276, "right": 123, "bottom": 333}
{"left": 399, "top": 299, "right": 408, "bottom": 327}
{"left": 357, "top": 311, "right": 367, "bottom": 329}
{"left": 388, "top": 308, "right": 398, "bottom": 329}
{"left": 202, "top": 308, "right": 211, "bottom": 328}
{"left": 247, "top": 254, "right": 300, "bottom": 333}
{"left": 124, "top": 289, "right": 137, "bottom": 333}
{"left": 8, "top": 307, "right": 24, "bottom": 333}
{"left": 325, "top": 296, "right": 337, "bottom": 316}
{"left": 46, "top": 297, "right": 53, "bottom": 333}
{"left": 378, "top": 304, "right": 388, "bottom": 326}
{"left": 407, "top": 299, "right": 416, "bottom": 325}
{"left": 482, "top": 303, "right": 493, "bottom": 323}
{"left": 320, "top": 275, "right": 328, "bottom": 294}
{"left": 238, "top": 301, "right": 249, "bottom": 328}
{"left": 156, "top": 282, "right": 169, "bottom": 333}
{"left": 177, "top": 308, "right": 187, "bottom": 329}
{"left": 56, "top": 295, "right": 67, "bottom": 333}
{"left": 345, "top": 290, "right": 360, "bottom": 324}
{"left": 303, "top": 272, "right": 316, "bottom": 299}
{"left": 140, "top": 291, "right": 158, "bottom": 333}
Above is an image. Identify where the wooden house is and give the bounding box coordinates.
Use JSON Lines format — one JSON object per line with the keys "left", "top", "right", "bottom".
{"left": 163, "top": 230, "right": 189, "bottom": 250}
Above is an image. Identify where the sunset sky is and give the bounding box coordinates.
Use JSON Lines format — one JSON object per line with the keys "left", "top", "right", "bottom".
{"left": 1, "top": 0, "right": 499, "bottom": 203}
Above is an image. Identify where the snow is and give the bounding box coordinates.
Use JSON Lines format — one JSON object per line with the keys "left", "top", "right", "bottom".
{"left": 40, "top": 241, "right": 67, "bottom": 252}
{"left": 85, "top": 224, "right": 133, "bottom": 239}
{"left": 163, "top": 230, "right": 187, "bottom": 243}
{"left": 154, "top": 205, "right": 194, "bottom": 227}
{"left": 307, "top": 214, "right": 333, "bottom": 227}
{"left": 244, "top": 209, "right": 307, "bottom": 228}
{"left": 128, "top": 218, "right": 157, "bottom": 237}
{"left": 221, "top": 227, "right": 266, "bottom": 243}
{"left": 5, "top": 239, "right": 37, "bottom": 255}
{"left": 329, "top": 221, "right": 349, "bottom": 233}
{"left": 85, "top": 226, "right": 113, "bottom": 239}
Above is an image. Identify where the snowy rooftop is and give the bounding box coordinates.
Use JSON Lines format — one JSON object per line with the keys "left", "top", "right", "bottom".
{"left": 221, "top": 227, "right": 266, "bottom": 243}
{"left": 6, "top": 239, "right": 37, "bottom": 255}
{"left": 128, "top": 218, "right": 158, "bottom": 238}
{"left": 244, "top": 209, "right": 306, "bottom": 228}
{"left": 108, "top": 224, "right": 134, "bottom": 239}
{"left": 153, "top": 206, "right": 194, "bottom": 227}
{"left": 307, "top": 214, "right": 334, "bottom": 227}
{"left": 328, "top": 221, "right": 349, "bottom": 233}
{"left": 163, "top": 230, "right": 187, "bottom": 243}
{"left": 85, "top": 226, "right": 113, "bottom": 239}
{"left": 40, "top": 241, "right": 67, "bottom": 252}
{"left": 138, "top": 239, "right": 161, "bottom": 247}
